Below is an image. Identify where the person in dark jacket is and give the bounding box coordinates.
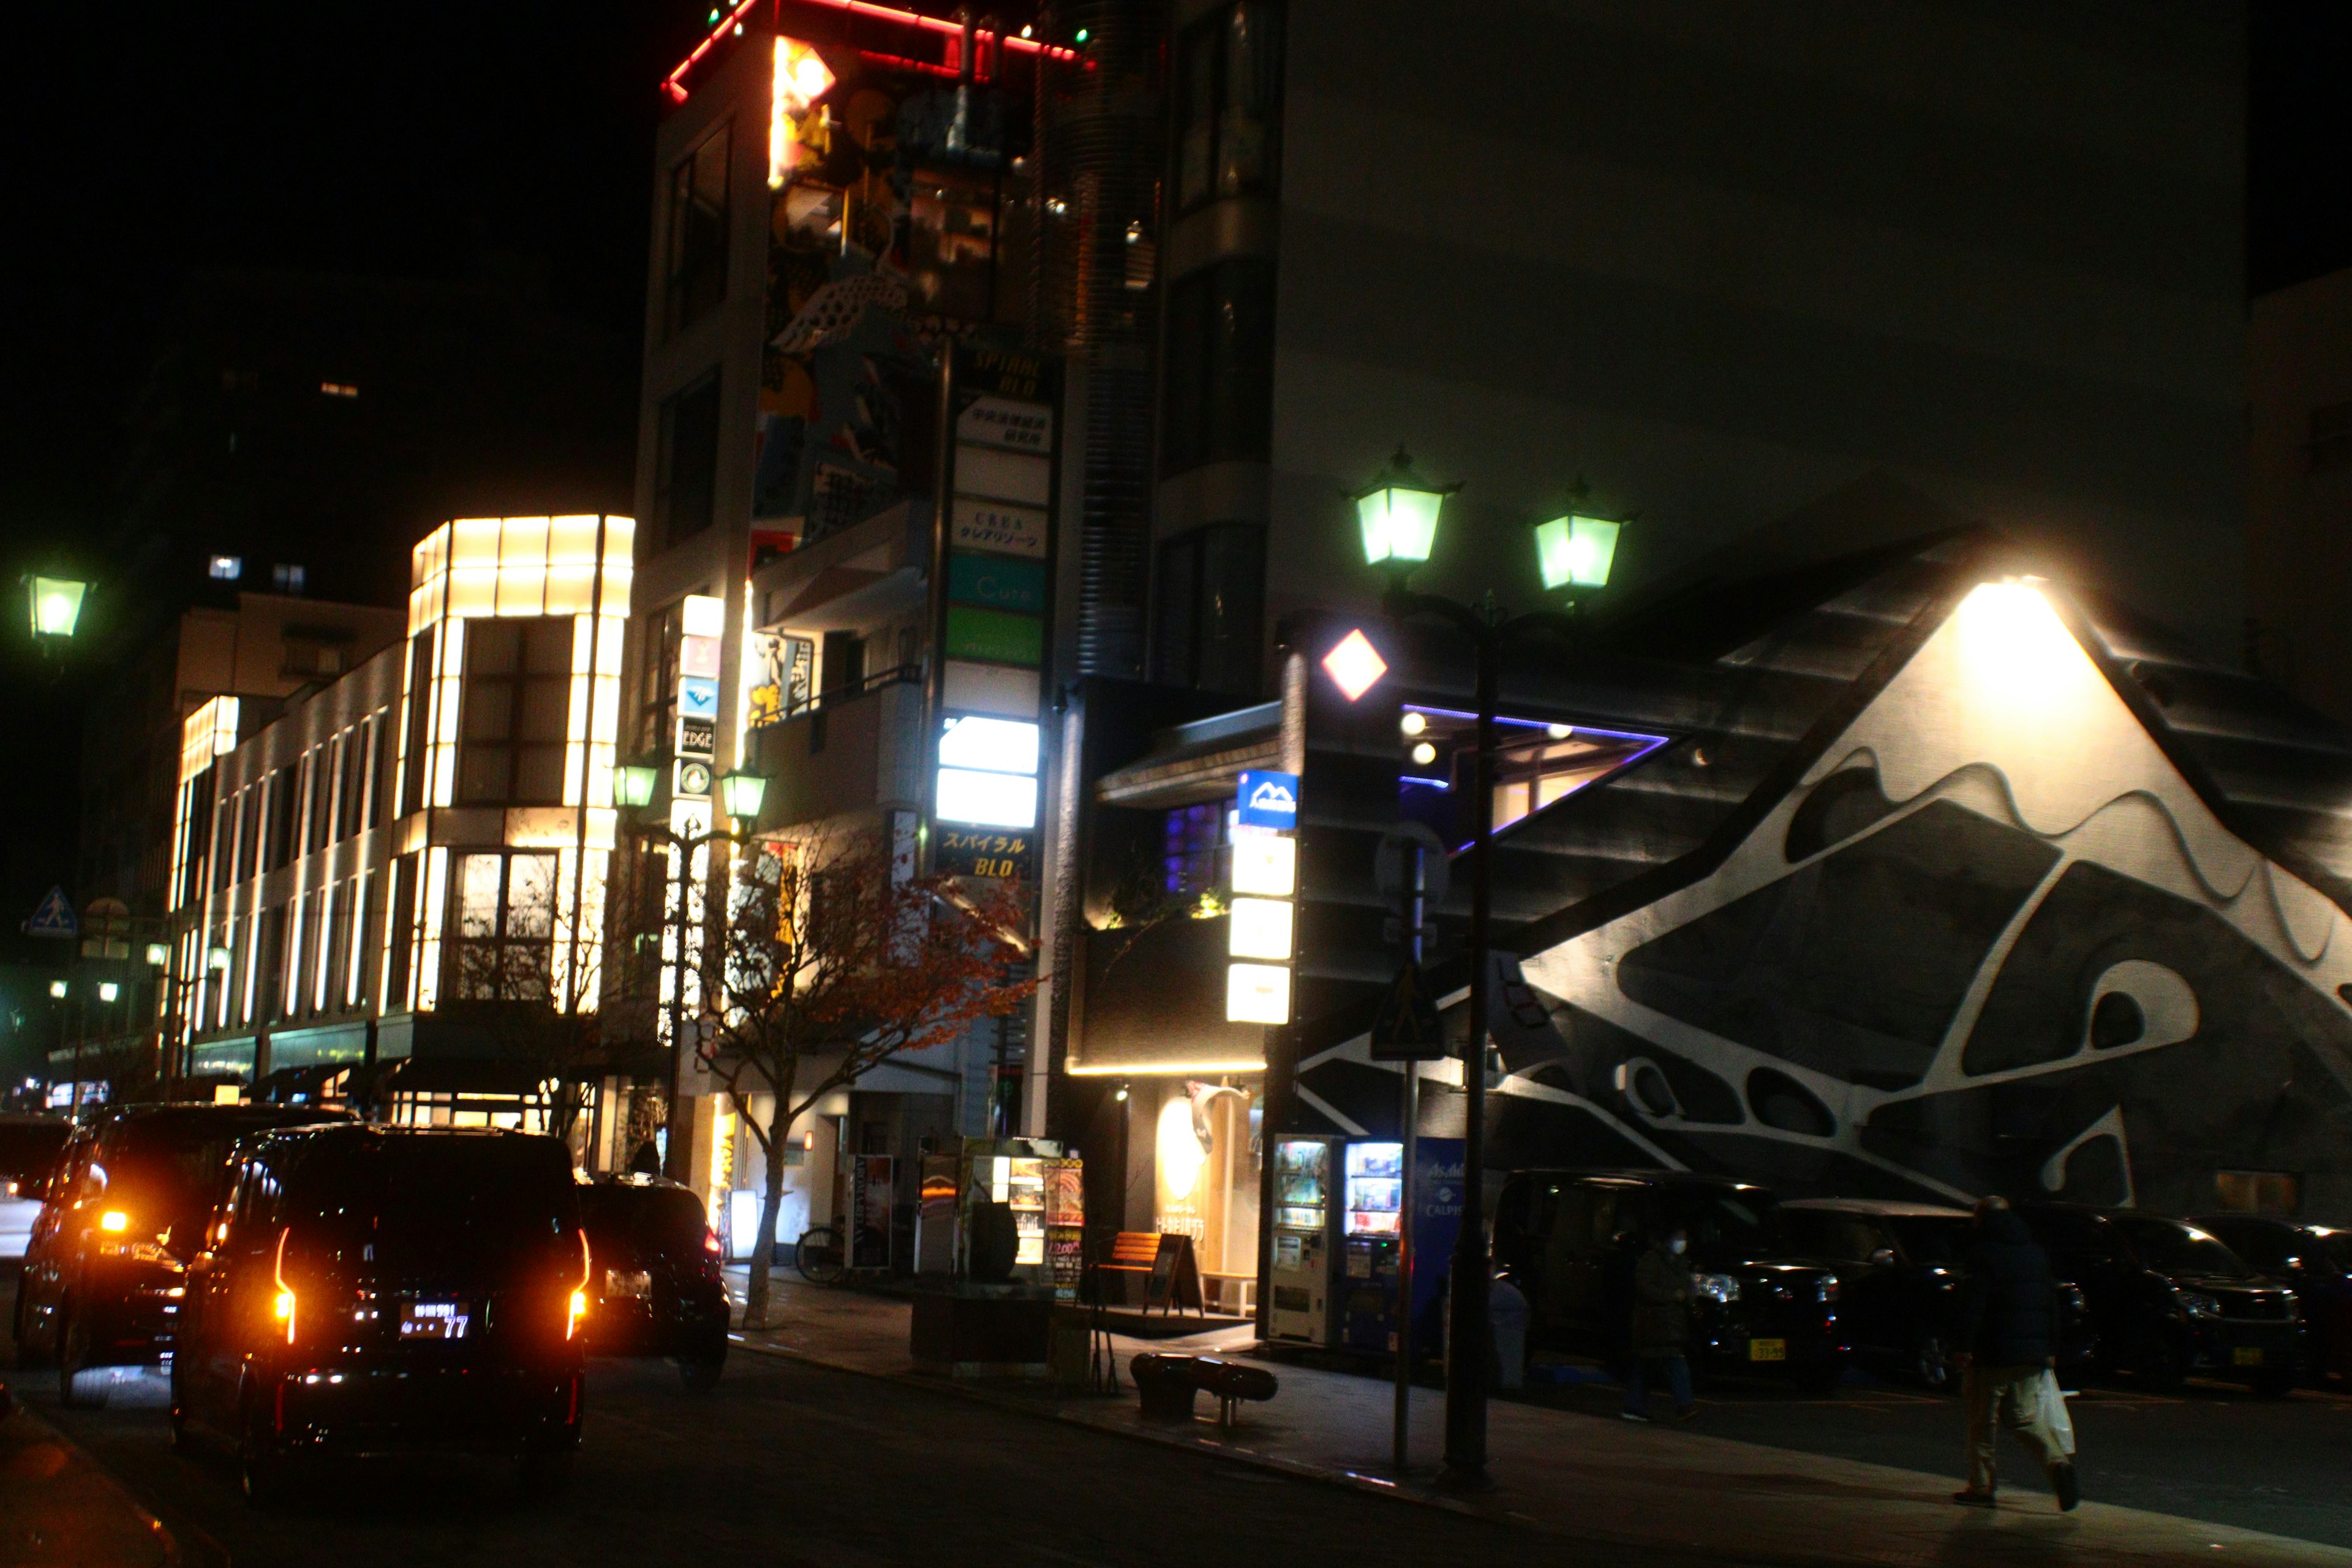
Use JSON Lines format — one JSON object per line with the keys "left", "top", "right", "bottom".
{"left": 1622, "top": 1227, "right": 1698, "bottom": 1422}
{"left": 1951, "top": 1196, "right": 2078, "bottom": 1510}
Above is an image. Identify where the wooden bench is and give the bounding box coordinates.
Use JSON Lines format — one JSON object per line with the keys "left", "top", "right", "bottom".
{"left": 1093, "top": 1231, "right": 1205, "bottom": 1317}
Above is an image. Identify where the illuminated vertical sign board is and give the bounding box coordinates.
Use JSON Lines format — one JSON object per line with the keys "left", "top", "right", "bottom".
{"left": 1226, "top": 771, "right": 1300, "bottom": 1025}
{"left": 930, "top": 346, "right": 1061, "bottom": 880}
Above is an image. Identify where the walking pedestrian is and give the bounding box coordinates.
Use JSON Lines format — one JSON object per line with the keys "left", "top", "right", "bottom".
{"left": 1950, "top": 1195, "right": 2079, "bottom": 1511}
{"left": 1622, "top": 1226, "right": 1699, "bottom": 1422}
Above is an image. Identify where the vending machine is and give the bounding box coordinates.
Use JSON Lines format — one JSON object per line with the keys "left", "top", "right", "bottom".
{"left": 1334, "top": 1138, "right": 1467, "bottom": 1359}
{"left": 1340, "top": 1141, "right": 1404, "bottom": 1351}
{"left": 1268, "top": 1137, "right": 1337, "bottom": 1343}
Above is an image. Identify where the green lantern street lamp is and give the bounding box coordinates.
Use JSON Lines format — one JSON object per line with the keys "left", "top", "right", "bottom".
{"left": 1346, "top": 448, "right": 1643, "bottom": 1491}
{"left": 611, "top": 761, "right": 660, "bottom": 810}
{"left": 28, "top": 576, "right": 87, "bottom": 640}
{"left": 1354, "top": 448, "right": 1459, "bottom": 570}
{"left": 206, "top": 945, "right": 232, "bottom": 973}
{"left": 1533, "top": 514, "right": 1623, "bottom": 594}
{"left": 718, "top": 769, "right": 768, "bottom": 825}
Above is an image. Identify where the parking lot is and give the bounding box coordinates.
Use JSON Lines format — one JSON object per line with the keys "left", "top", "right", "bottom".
{"left": 1509, "top": 1362, "right": 2352, "bottom": 1548}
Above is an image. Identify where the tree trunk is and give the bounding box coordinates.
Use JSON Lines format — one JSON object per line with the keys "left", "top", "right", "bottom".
{"left": 744, "top": 1114, "right": 791, "bottom": 1330}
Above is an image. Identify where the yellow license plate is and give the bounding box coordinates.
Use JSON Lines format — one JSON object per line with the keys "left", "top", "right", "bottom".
{"left": 1749, "top": 1338, "right": 1787, "bottom": 1362}
{"left": 2233, "top": 1347, "right": 2264, "bottom": 1367}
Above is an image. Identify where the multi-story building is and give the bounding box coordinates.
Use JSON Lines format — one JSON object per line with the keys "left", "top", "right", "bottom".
{"left": 165, "top": 516, "right": 645, "bottom": 1159}
{"left": 627, "top": 1, "right": 2284, "bottom": 1287}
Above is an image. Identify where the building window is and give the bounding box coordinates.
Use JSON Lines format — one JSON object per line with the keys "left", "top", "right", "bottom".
{"left": 1162, "top": 803, "right": 1224, "bottom": 897}
{"left": 449, "top": 851, "right": 559, "bottom": 1001}
{"left": 273, "top": 563, "right": 306, "bottom": 595}
{"left": 665, "top": 124, "right": 732, "bottom": 335}
{"left": 1173, "top": 2, "right": 1284, "bottom": 214}
{"left": 208, "top": 554, "right": 243, "bottom": 581}
{"left": 457, "top": 617, "right": 574, "bottom": 805}
{"left": 635, "top": 600, "right": 685, "bottom": 755}
{"left": 1161, "top": 258, "right": 1276, "bottom": 477}
{"left": 2214, "top": 1170, "right": 2301, "bottom": 1215}
{"left": 1153, "top": 523, "right": 1265, "bottom": 696}
{"left": 399, "top": 630, "right": 437, "bottom": 817}
{"left": 656, "top": 373, "right": 722, "bottom": 549}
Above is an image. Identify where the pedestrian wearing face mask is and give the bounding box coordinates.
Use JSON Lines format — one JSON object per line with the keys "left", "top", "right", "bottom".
{"left": 1623, "top": 1226, "right": 1699, "bottom": 1422}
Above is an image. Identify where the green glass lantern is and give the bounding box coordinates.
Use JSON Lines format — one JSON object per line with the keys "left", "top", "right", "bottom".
{"left": 1533, "top": 514, "right": 1623, "bottom": 592}
{"left": 1354, "top": 448, "right": 1458, "bottom": 568}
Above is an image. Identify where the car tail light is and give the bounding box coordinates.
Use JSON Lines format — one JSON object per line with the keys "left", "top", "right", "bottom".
{"left": 703, "top": 1227, "right": 722, "bottom": 1258}
{"left": 273, "top": 1227, "right": 296, "bottom": 1344}
{"left": 567, "top": 1231, "right": 591, "bottom": 1340}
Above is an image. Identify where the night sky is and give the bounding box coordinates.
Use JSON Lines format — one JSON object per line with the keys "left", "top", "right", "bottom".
{"left": 0, "top": 2, "right": 2348, "bottom": 953}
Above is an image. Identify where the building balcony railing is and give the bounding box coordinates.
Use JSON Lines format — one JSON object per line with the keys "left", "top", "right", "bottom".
{"left": 750, "top": 665, "right": 927, "bottom": 829}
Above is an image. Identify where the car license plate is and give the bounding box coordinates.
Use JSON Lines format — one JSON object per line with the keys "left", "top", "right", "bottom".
{"left": 1749, "top": 1338, "right": 1787, "bottom": 1362}
{"left": 2233, "top": 1346, "right": 2264, "bottom": 1367}
{"left": 399, "top": 1300, "right": 472, "bottom": 1341}
{"left": 606, "top": 1268, "right": 652, "bottom": 1300}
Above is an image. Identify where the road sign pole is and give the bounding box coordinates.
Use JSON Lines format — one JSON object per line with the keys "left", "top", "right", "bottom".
{"left": 1394, "top": 841, "right": 1425, "bottom": 1475}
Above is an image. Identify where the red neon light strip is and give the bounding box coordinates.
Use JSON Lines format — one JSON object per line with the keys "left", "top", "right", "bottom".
{"left": 664, "top": 0, "right": 1077, "bottom": 102}
{"left": 790, "top": 0, "right": 1072, "bottom": 58}
{"left": 664, "top": 0, "right": 765, "bottom": 101}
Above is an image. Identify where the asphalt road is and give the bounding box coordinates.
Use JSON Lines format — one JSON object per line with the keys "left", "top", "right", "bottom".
{"left": 1, "top": 1273, "right": 1526, "bottom": 1568}
{"left": 1514, "top": 1362, "right": 2352, "bottom": 1548}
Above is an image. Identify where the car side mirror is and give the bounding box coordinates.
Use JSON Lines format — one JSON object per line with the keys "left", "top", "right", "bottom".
{"left": 1869, "top": 1248, "right": 1896, "bottom": 1268}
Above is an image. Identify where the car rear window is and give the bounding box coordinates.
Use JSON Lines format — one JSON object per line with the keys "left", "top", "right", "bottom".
{"left": 102, "top": 1110, "right": 343, "bottom": 1205}
{"left": 1782, "top": 1210, "right": 1886, "bottom": 1264}
{"left": 0, "top": 1120, "right": 69, "bottom": 1178}
{"left": 2111, "top": 1216, "right": 2255, "bottom": 1279}
{"left": 290, "top": 1135, "right": 576, "bottom": 1263}
{"left": 1885, "top": 1215, "right": 1973, "bottom": 1265}
{"left": 579, "top": 1185, "right": 707, "bottom": 1254}
{"left": 1654, "top": 1188, "right": 1784, "bottom": 1262}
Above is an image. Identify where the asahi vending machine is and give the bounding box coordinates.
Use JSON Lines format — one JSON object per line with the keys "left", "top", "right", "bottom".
{"left": 1268, "top": 1137, "right": 1339, "bottom": 1343}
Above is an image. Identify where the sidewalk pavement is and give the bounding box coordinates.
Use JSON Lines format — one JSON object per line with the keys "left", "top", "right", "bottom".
{"left": 722, "top": 1267, "right": 2352, "bottom": 1568}
{"left": 0, "top": 1383, "right": 179, "bottom": 1568}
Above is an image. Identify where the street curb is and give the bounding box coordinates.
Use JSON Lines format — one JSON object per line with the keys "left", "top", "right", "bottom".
{"left": 4, "top": 1399, "right": 183, "bottom": 1568}
{"left": 726, "top": 1333, "right": 1493, "bottom": 1526}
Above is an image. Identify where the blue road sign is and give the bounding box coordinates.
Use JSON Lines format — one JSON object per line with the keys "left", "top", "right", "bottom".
{"left": 22, "top": 886, "right": 76, "bottom": 939}
{"left": 1235, "top": 770, "right": 1300, "bottom": 829}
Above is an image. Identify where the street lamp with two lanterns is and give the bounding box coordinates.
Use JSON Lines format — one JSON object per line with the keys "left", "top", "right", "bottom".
{"left": 1344, "top": 447, "right": 1630, "bottom": 1489}
{"left": 608, "top": 758, "right": 770, "bottom": 1182}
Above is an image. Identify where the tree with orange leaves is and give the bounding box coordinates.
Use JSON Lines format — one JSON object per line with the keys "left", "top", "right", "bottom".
{"left": 694, "top": 827, "right": 1036, "bottom": 1328}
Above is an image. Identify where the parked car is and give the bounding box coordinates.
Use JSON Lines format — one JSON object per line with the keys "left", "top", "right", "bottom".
{"left": 1778, "top": 1199, "right": 2095, "bottom": 1390}
{"left": 15, "top": 1103, "right": 350, "bottom": 1402}
{"left": 576, "top": 1174, "right": 729, "bottom": 1389}
{"left": 172, "top": 1125, "right": 589, "bottom": 1503}
{"left": 0, "top": 1114, "right": 72, "bottom": 1261}
{"left": 2187, "top": 1214, "right": 2352, "bottom": 1384}
{"left": 2015, "top": 1204, "right": 2303, "bottom": 1393}
{"left": 1494, "top": 1170, "right": 1844, "bottom": 1390}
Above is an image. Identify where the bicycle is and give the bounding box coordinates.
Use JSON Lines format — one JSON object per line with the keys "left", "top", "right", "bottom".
{"left": 794, "top": 1224, "right": 847, "bottom": 1286}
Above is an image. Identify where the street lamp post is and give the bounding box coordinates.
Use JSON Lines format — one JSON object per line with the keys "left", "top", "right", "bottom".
{"left": 610, "top": 762, "right": 769, "bottom": 1183}
{"left": 1355, "top": 450, "right": 1624, "bottom": 1487}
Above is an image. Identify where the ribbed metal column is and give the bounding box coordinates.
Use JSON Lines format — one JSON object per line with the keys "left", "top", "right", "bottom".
{"left": 1033, "top": 0, "right": 1165, "bottom": 679}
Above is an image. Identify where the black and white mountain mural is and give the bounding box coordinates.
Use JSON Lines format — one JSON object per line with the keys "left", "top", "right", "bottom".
{"left": 1291, "top": 552, "right": 2352, "bottom": 1223}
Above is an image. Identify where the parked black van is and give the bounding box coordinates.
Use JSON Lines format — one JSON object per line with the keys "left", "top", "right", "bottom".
{"left": 2189, "top": 1213, "right": 2352, "bottom": 1384}
{"left": 2015, "top": 1204, "right": 2302, "bottom": 1393}
{"left": 576, "top": 1174, "right": 729, "bottom": 1388}
{"left": 1779, "top": 1198, "right": 2097, "bottom": 1390}
{"left": 171, "top": 1125, "right": 589, "bottom": 1502}
{"left": 1494, "top": 1170, "right": 1844, "bottom": 1390}
{"left": 15, "top": 1103, "right": 350, "bottom": 1404}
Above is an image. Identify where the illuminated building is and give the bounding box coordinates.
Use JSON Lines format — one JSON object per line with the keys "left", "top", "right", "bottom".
{"left": 627, "top": 3, "right": 2287, "bottom": 1295}
{"left": 628, "top": 0, "right": 1081, "bottom": 1234}
{"left": 167, "top": 518, "right": 643, "bottom": 1153}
